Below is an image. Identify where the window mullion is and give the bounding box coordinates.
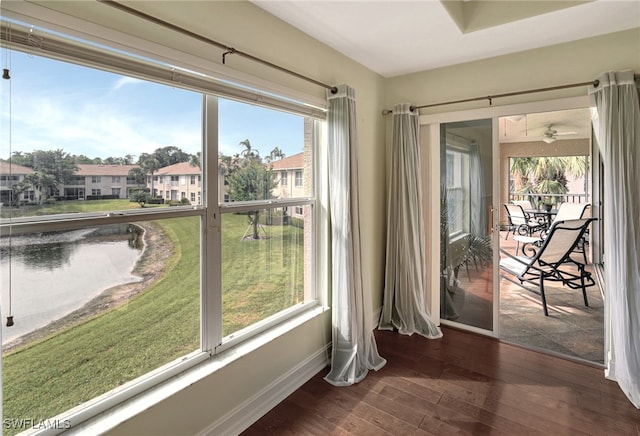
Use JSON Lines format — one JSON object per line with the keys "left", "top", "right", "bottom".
{"left": 201, "top": 94, "right": 222, "bottom": 353}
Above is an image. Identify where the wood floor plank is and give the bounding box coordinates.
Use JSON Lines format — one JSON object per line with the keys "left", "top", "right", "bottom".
{"left": 242, "top": 327, "right": 640, "bottom": 435}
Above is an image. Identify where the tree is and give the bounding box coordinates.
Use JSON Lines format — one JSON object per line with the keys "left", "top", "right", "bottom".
{"left": 190, "top": 152, "right": 201, "bottom": 169}
{"left": 127, "top": 167, "right": 147, "bottom": 187}
{"left": 153, "top": 146, "right": 191, "bottom": 167}
{"left": 239, "top": 139, "right": 255, "bottom": 159}
{"left": 9, "top": 151, "right": 32, "bottom": 167}
{"left": 73, "top": 154, "right": 99, "bottom": 164}
{"left": 138, "top": 153, "right": 161, "bottom": 197}
{"left": 31, "top": 149, "right": 78, "bottom": 187}
{"left": 18, "top": 173, "right": 56, "bottom": 204}
{"left": 265, "top": 146, "right": 285, "bottom": 163}
{"left": 512, "top": 156, "right": 588, "bottom": 206}
{"left": 11, "top": 149, "right": 78, "bottom": 201}
{"left": 130, "top": 189, "right": 149, "bottom": 207}
{"left": 225, "top": 140, "right": 277, "bottom": 239}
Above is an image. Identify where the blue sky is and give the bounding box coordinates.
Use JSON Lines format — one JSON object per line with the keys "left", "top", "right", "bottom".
{"left": 0, "top": 50, "right": 304, "bottom": 162}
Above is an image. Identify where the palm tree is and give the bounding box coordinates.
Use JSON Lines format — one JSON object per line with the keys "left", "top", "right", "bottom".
{"left": 138, "top": 154, "right": 161, "bottom": 197}
{"left": 127, "top": 167, "right": 146, "bottom": 187}
{"left": 512, "top": 156, "right": 588, "bottom": 206}
{"left": 18, "top": 173, "right": 56, "bottom": 204}
{"left": 190, "top": 152, "right": 201, "bottom": 169}
{"left": 266, "top": 147, "right": 285, "bottom": 163}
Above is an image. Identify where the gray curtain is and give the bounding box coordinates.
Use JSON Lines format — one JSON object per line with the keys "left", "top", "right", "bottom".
{"left": 378, "top": 103, "right": 442, "bottom": 338}
{"left": 589, "top": 70, "right": 640, "bottom": 408}
{"left": 469, "top": 141, "right": 486, "bottom": 236}
{"left": 324, "top": 85, "right": 386, "bottom": 386}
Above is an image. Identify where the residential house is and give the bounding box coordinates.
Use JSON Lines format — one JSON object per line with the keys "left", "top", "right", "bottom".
{"left": 270, "top": 152, "right": 305, "bottom": 218}
{"left": 63, "top": 164, "right": 141, "bottom": 200}
{"left": 0, "top": 1, "right": 637, "bottom": 435}
{"left": 0, "top": 163, "right": 142, "bottom": 203}
{"left": 152, "top": 162, "right": 202, "bottom": 204}
{"left": 0, "top": 160, "right": 35, "bottom": 205}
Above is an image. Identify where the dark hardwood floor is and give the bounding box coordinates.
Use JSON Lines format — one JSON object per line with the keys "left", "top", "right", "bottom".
{"left": 242, "top": 327, "right": 640, "bottom": 435}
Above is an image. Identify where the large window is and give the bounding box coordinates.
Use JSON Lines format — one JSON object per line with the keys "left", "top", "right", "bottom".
{"left": 218, "top": 99, "right": 315, "bottom": 339}
{"left": 0, "top": 20, "right": 321, "bottom": 433}
{"left": 445, "top": 149, "right": 470, "bottom": 236}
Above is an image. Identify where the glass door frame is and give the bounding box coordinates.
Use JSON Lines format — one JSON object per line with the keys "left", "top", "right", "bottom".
{"left": 420, "top": 95, "right": 591, "bottom": 338}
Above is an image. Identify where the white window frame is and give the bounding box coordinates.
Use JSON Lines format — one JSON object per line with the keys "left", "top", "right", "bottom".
{"left": 0, "top": 13, "right": 327, "bottom": 433}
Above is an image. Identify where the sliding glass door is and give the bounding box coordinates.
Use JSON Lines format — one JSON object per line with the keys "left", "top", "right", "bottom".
{"left": 440, "top": 118, "right": 496, "bottom": 332}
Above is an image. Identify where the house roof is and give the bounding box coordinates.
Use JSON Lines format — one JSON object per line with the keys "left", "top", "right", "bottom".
{"left": 155, "top": 162, "right": 201, "bottom": 176}
{"left": 75, "top": 164, "right": 140, "bottom": 176}
{"left": 270, "top": 153, "right": 303, "bottom": 171}
{"left": 0, "top": 160, "right": 35, "bottom": 175}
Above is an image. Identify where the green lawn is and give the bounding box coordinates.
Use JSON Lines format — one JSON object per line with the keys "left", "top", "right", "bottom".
{"left": 221, "top": 213, "right": 305, "bottom": 333}
{"left": 0, "top": 198, "right": 165, "bottom": 219}
{"left": 1, "top": 201, "right": 305, "bottom": 430}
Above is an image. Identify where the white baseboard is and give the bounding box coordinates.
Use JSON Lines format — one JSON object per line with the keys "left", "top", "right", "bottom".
{"left": 197, "top": 345, "right": 330, "bottom": 436}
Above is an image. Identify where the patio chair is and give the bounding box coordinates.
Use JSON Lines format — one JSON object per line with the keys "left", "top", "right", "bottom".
{"left": 513, "top": 203, "right": 592, "bottom": 257}
{"left": 500, "top": 218, "right": 596, "bottom": 316}
{"left": 512, "top": 199, "right": 534, "bottom": 210}
{"left": 552, "top": 202, "right": 590, "bottom": 223}
{"left": 504, "top": 203, "right": 543, "bottom": 240}
{"left": 544, "top": 203, "right": 591, "bottom": 262}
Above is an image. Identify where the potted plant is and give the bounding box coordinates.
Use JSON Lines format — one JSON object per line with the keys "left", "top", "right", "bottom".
{"left": 440, "top": 188, "right": 493, "bottom": 320}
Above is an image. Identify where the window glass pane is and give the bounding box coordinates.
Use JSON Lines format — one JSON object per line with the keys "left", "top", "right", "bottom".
{"left": 218, "top": 99, "right": 311, "bottom": 203}
{"left": 221, "top": 205, "right": 313, "bottom": 337}
{"left": 445, "top": 150, "right": 470, "bottom": 236}
{"left": 1, "top": 216, "right": 200, "bottom": 427}
{"left": 0, "top": 51, "right": 202, "bottom": 218}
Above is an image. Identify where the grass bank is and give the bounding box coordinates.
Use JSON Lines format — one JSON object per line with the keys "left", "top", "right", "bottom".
{"left": 2, "top": 200, "right": 304, "bottom": 429}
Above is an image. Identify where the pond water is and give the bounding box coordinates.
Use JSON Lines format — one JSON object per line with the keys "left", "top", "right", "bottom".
{"left": 1, "top": 224, "right": 143, "bottom": 345}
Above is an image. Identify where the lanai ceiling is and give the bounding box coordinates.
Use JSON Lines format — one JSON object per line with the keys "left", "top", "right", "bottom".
{"left": 499, "top": 108, "right": 592, "bottom": 144}
{"left": 252, "top": 0, "right": 639, "bottom": 78}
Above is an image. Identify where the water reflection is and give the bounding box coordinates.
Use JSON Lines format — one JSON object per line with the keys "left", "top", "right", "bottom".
{"left": 0, "top": 224, "right": 143, "bottom": 271}
{"left": 1, "top": 224, "right": 144, "bottom": 344}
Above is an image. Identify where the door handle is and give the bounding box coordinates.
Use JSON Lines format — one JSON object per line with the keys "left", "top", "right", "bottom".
{"left": 488, "top": 204, "right": 494, "bottom": 234}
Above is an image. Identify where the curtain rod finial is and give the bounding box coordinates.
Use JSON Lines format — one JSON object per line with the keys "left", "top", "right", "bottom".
{"left": 382, "top": 109, "right": 392, "bottom": 115}
{"left": 330, "top": 86, "right": 338, "bottom": 94}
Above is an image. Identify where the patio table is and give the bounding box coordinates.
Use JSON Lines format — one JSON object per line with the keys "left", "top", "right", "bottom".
{"left": 524, "top": 208, "right": 558, "bottom": 229}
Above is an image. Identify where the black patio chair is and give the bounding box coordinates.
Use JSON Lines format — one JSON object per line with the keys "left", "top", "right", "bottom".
{"left": 504, "top": 203, "right": 544, "bottom": 240}
{"left": 499, "top": 218, "right": 596, "bottom": 316}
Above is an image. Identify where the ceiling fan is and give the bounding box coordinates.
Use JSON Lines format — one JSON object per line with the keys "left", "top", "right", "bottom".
{"left": 541, "top": 124, "right": 576, "bottom": 143}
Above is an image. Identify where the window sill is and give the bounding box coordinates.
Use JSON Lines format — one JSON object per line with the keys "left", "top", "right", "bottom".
{"left": 62, "top": 304, "right": 327, "bottom": 436}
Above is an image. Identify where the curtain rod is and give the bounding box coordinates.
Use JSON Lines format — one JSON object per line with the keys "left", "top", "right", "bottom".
{"left": 97, "top": 0, "right": 338, "bottom": 94}
{"left": 382, "top": 74, "right": 640, "bottom": 115}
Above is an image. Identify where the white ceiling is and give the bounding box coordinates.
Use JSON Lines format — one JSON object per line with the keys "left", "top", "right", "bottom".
{"left": 252, "top": 0, "right": 640, "bottom": 78}
{"left": 499, "top": 108, "right": 592, "bottom": 143}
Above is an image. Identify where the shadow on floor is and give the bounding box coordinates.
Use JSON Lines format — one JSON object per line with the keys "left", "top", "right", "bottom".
{"left": 500, "top": 276, "right": 604, "bottom": 364}
{"left": 448, "top": 231, "right": 604, "bottom": 365}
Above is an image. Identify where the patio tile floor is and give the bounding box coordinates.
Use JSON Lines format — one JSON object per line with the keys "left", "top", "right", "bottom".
{"left": 498, "top": 230, "right": 604, "bottom": 365}
{"left": 450, "top": 231, "right": 604, "bottom": 365}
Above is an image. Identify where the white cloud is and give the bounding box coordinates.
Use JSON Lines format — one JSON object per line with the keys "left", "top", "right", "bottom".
{"left": 112, "top": 76, "right": 143, "bottom": 91}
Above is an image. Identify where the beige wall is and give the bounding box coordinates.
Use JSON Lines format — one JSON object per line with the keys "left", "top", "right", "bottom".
{"left": 15, "top": 1, "right": 385, "bottom": 434}
{"left": 10, "top": 1, "right": 640, "bottom": 433}
{"left": 384, "top": 28, "right": 640, "bottom": 112}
